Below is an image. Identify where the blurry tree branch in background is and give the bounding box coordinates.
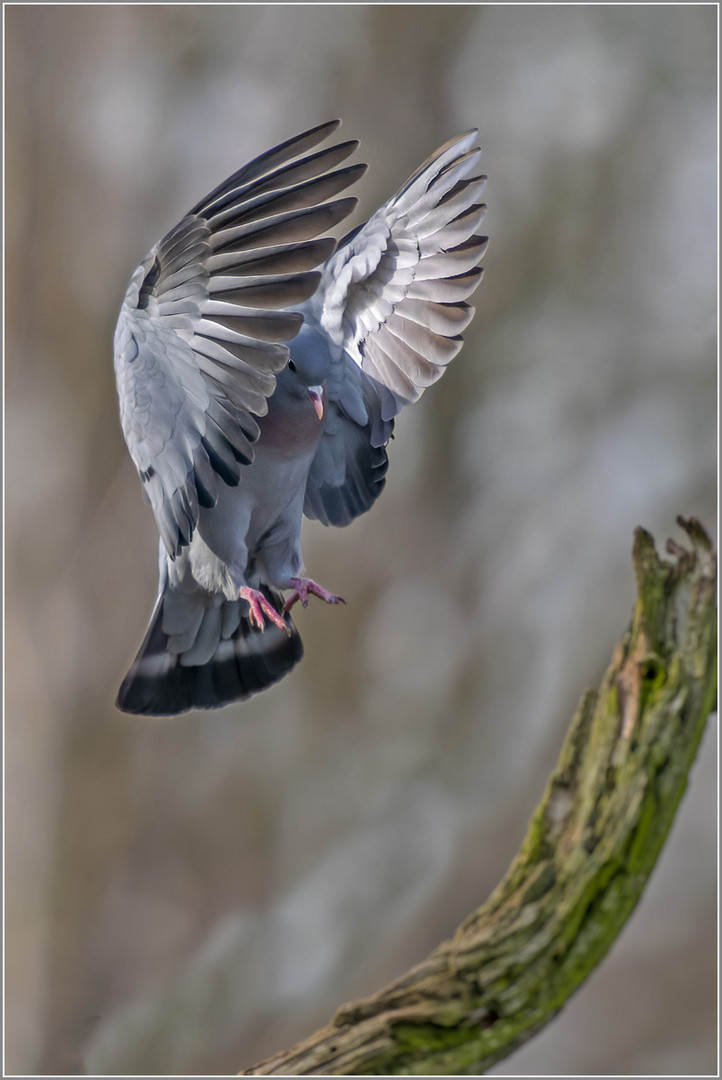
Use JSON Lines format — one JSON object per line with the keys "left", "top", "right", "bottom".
{"left": 240, "top": 518, "right": 717, "bottom": 1076}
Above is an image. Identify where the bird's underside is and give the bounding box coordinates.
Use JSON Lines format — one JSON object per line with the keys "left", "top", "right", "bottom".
{"left": 114, "top": 119, "right": 487, "bottom": 714}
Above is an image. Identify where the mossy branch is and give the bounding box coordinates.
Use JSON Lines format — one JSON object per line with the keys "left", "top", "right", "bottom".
{"left": 240, "top": 517, "right": 717, "bottom": 1076}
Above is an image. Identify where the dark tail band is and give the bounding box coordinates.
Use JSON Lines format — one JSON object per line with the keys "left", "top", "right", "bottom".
{"left": 116, "top": 585, "right": 302, "bottom": 716}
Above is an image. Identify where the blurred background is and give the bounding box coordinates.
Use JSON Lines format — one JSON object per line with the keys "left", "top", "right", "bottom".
{"left": 5, "top": 5, "right": 717, "bottom": 1076}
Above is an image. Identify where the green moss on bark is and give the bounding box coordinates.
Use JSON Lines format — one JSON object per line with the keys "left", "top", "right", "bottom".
{"left": 242, "top": 519, "right": 716, "bottom": 1077}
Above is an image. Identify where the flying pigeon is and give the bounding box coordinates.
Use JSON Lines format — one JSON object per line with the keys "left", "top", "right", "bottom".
{"left": 114, "top": 120, "right": 487, "bottom": 715}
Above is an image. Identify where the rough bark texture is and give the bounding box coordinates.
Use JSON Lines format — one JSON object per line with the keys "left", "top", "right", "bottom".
{"left": 241, "top": 518, "right": 717, "bottom": 1076}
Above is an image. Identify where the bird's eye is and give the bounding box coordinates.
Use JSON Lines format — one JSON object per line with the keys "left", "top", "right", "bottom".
{"left": 288, "top": 360, "right": 297, "bottom": 372}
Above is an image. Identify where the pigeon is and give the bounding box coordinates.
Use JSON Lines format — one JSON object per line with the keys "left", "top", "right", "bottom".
{"left": 114, "top": 119, "right": 487, "bottom": 715}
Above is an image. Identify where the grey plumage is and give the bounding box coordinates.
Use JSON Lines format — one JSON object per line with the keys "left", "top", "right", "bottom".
{"left": 114, "top": 120, "right": 486, "bottom": 715}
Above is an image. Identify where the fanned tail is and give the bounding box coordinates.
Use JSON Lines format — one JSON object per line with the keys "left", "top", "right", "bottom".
{"left": 116, "top": 583, "right": 302, "bottom": 716}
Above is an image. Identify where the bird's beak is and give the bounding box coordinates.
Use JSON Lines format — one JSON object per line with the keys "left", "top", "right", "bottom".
{"left": 307, "top": 385, "right": 324, "bottom": 420}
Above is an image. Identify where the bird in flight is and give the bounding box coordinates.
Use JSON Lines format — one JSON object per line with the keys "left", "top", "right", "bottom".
{"left": 114, "top": 120, "right": 487, "bottom": 714}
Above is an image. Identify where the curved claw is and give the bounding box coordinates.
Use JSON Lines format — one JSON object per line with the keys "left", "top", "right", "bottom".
{"left": 283, "top": 577, "right": 346, "bottom": 614}
{"left": 240, "top": 587, "right": 292, "bottom": 636}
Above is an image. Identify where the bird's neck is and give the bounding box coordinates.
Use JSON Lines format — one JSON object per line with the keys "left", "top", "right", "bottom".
{"left": 257, "top": 384, "right": 328, "bottom": 453}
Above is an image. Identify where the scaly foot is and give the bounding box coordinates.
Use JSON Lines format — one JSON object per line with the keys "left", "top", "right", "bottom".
{"left": 283, "top": 577, "right": 346, "bottom": 614}
{"left": 240, "top": 586, "right": 291, "bottom": 635}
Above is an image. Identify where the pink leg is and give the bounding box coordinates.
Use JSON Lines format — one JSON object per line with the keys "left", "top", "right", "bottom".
{"left": 240, "top": 586, "right": 291, "bottom": 635}
{"left": 283, "top": 577, "right": 346, "bottom": 614}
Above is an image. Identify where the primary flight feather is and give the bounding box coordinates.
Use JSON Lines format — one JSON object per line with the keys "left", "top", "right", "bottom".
{"left": 114, "top": 119, "right": 487, "bottom": 715}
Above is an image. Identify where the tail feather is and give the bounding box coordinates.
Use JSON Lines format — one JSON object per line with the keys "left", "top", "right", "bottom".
{"left": 116, "top": 584, "right": 302, "bottom": 716}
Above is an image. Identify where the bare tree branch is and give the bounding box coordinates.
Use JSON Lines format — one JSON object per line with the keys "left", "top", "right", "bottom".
{"left": 241, "top": 517, "right": 717, "bottom": 1076}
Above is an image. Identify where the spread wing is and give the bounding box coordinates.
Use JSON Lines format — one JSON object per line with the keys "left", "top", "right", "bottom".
{"left": 303, "top": 130, "right": 487, "bottom": 526}
{"left": 114, "top": 120, "right": 366, "bottom": 556}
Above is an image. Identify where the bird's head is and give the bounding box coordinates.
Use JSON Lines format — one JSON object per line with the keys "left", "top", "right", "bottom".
{"left": 276, "top": 322, "right": 332, "bottom": 420}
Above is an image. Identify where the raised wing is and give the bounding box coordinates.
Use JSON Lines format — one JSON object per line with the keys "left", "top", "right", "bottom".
{"left": 303, "top": 130, "right": 486, "bottom": 526}
{"left": 114, "top": 120, "right": 366, "bottom": 557}
{"left": 314, "top": 129, "right": 486, "bottom": 417}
